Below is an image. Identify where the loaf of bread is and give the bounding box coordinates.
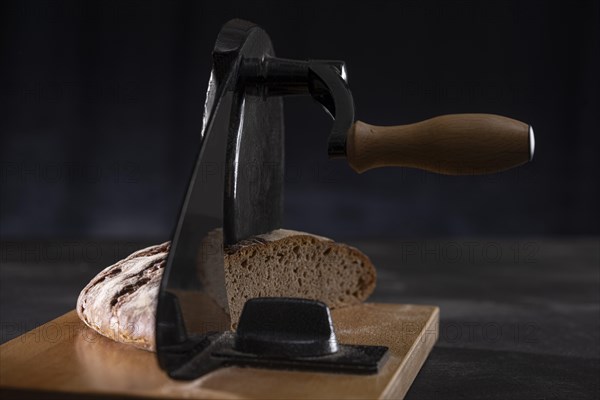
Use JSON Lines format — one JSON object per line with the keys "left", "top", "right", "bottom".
{"left": 77, "top": 229, "right": 376, "bottom": 351}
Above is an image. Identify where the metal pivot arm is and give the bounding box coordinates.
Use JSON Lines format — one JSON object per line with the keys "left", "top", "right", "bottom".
{"left": 241, "top": 56, "right": 534, "bottom": 175}
{"left": 239, "top": 57, "right": 355, "bottom": 157}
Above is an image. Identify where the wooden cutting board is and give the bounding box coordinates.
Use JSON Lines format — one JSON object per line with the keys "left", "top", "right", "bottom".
{"left": 0, "top": 303, "right": 438, "bottom": 399}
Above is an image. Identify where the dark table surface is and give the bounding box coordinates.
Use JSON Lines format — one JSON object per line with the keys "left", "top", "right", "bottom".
{"left": 1, "top": 238, "right": 599, "bottom": 399}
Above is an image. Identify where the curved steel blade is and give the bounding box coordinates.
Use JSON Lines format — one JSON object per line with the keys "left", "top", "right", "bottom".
{"left": 155, "top": 19, "right": 284, "bottom": 378}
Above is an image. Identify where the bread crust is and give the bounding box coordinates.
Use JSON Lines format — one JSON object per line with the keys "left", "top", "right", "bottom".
{"left": 76, "top": 242, "right": 169, "bottom": 351}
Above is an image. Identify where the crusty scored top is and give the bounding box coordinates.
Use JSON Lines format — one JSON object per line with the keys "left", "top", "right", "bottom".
{"left": 77, "top": 229, "right": 376, "bottom": 351}
{"left": 77, "top": 242, "right": 170, "bottom": 351}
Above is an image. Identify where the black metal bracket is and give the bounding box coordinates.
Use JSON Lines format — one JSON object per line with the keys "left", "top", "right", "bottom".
{"left": 240, "top": 57, "right": 355, "bottom": 157}
{"left": 164, "top": 298, "right": 388, "bottom": 380}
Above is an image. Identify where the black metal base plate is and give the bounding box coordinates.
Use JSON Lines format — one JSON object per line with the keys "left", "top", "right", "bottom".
{"left": 215, "top": 336, "right": 389, "bottom": 374}
{"left": 168, "top": 332, "right": 388, "bottom": 380}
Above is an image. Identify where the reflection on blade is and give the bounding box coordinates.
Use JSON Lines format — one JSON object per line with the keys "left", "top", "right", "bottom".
{"left": 155, "top": 92, "right": 233, "bottom": 375}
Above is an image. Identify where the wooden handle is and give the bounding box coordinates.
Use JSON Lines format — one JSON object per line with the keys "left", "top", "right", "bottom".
{"left": 347, "top": 114, "right": 534, "bottom": 175}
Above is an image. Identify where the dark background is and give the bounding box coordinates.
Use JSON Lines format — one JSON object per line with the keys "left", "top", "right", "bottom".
{"left": 0, "top": 2, "right": 599, "bottom": 398}
{"left": 1, "top": 0, "right": 598, "bottom": 241}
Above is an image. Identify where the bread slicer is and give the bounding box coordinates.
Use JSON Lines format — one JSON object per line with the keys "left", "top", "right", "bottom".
{"left": 156, "top": 19, "right": 534, "bottom": 381}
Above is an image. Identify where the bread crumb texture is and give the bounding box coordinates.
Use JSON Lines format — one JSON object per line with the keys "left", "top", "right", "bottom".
{"left": 223, "top": 229, "right": 376, "bottom": 327}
